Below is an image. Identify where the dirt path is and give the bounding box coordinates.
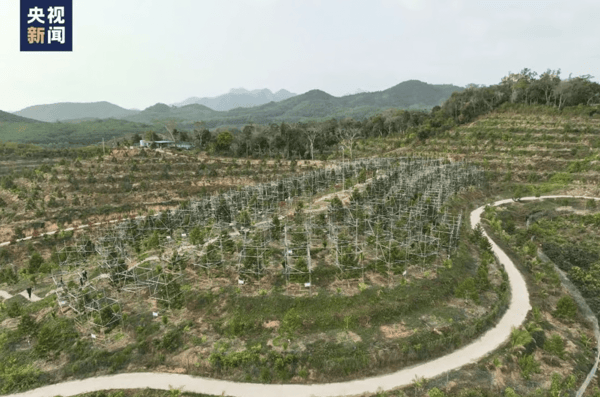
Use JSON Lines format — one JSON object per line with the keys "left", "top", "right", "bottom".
{"left": 0, "top": 288, "right": 42, "bottom": 302}
{"left": 1, "top": 195, "right": 599, "bottom": 397}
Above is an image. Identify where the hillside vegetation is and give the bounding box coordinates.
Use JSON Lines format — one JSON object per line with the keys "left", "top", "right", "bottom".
{"left": 13, "top": 102, "right": 140, "bottom": 123}
{"left": 0, "top": 110, "right": 44, "bottom": 124}
{"left": 0, "top": 80, "right": 461, "bottom": 147}
{"left": 123, "top": 80, "right": 462, "bottom": 126}
{"left": 0, "top": 119, "right": 153, "bottom": 148}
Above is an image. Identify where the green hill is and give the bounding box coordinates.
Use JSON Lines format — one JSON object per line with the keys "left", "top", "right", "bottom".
{"left": 340, "top": 80, "right": 461, "bottom": 108}
{"left": 0, "top": 109, "right": 45, "bottom": 123}
{"left": 1, "top": 80, "right": 463, "bottom": 146}
{"left": 123, "top": 80, "right": 463, "bottom": 127}
{"left": 0, "top": 118, "right": 152, "bottom": 147}
{"left": 124, "top": 103, "right": 218, "bottom": 124}
{"left": 13, "top": 101, "right": 140, "bottom": 122}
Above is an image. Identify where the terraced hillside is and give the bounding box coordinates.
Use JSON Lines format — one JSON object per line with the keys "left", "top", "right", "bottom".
{"left": 0, "top": 150, "right": 319, "bottom": 244}
{"left": 354, "top": 105, "right": 600, "bottom": 198}
{"left": 2, "top": 104, "right": 600, "bottom": 397}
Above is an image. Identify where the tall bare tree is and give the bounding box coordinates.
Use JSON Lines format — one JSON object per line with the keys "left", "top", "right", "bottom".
{"left": 335, "top": 120, "right": 362, "bottom": 160}
{"left": 303, "top": 125, "right": 320, "bottom": 160}
{"left": 193, "top": 121, "right": 206, "bottom": 148}
{"left": 242, "top": 124, "right": 254, "bottom": 158}
{"left": 157, "top": 120, "right": 177, "bottom": 141}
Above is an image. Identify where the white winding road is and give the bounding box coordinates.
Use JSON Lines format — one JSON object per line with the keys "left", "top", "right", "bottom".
{"left": 1, "top": 195, "right": 599, "bottom": 397}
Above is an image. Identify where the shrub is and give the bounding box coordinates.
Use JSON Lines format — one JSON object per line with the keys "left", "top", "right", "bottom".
{"left": 358, "top": 169, "right": 367, "bottom": 183}
{"left": 454, "top": 277, "right": 479, "bottom": 302}
{"left": 428, "top": 387, "right": 446, "bottom": 397}
{"left": 159, "top": 328, "right": 183, "bottom": 351}
{"left": 144, "top": 231, "right": 160, "bottom": 251}
{"left": 189, "top": 226, "right": 205, "bottom": 245}
{"left": 12, "top": 226, "right": 25, "bottom": 240}
{"left": 554, "top": 295, "right": 577, "bottom": 320}
{"left": 0, "top": 267, "right": 18, "bottom": 285}
{"left": 17, "top": 314, "right": 39, "bottom": 337}
{"left": 586, "top": 199, "right": 597, "bottom": 210}
{"left": 226, "top": 313, "right": 258, "bottom": 337}
{"left": 544, "top": 334, "right": 566, "bottom": 359}
{"left": 281, "top": 308, "right": 302, "bottom": 335}
{"left": 476, "top": 262, "right": 490, "bottom": 291}
{"left": 298, "top": 367, "right": 308, "bottom": 379}
{"left": 510, "top": 327, "right": 532, "bottom": 349}
{"left": 35, "top": 318, "right": 78, "bottom": 358}
{"left": 504, "top": 388, "right": 520, "bottom": 397}
{"left": 549, "top": 172, "right": 572, "bottom": 184}
{"left": 28, "top": 252, "right": 44, "bottom": 273}
{"left": 518, "top": 354, "right": 541, "bottom": 379}
{"left": 6, "top": 301, "right": 21, "bottom": 318}
{"left": 549, "top": 372, "right": 576, "bottom": 397}
{"left": 259, "top": 367, "right": 271, "bottom": 383}
{"left": 0, "top": 361, "right": 42, "bottom": 394}
{"left": 0, "top": 248, "right": 9, "bottom": 264}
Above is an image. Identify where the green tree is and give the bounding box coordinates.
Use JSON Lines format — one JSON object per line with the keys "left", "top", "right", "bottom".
{"left": 144, "top": 130, "right": 159, "bottom": 142}
{"left": 215, "top": 131, "right": 234, "bottom": 152}
{"left": 28, "top": 252, "right": 44, "bottom": 273}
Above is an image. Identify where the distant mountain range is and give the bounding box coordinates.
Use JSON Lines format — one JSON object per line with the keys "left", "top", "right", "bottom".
{"left": 122, "top": 80, "right": 463, "bottom": 127}
{"left": 13, "top": 101, "right": 140, "bottom": 123}
{"left": 172, "top": 88, "right": 297, "bottom": 111}
{"left": 8, "top": 80, "right": 464, "bottom": 129}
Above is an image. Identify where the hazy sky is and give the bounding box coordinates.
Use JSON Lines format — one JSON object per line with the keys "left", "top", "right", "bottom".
{"left": 1, "top": 0, "right": 599, "bottom": 112}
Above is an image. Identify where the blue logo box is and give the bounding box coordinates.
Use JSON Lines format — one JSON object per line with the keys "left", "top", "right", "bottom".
{"left": 20, "top": 0, "right": 72, "bottom": 51}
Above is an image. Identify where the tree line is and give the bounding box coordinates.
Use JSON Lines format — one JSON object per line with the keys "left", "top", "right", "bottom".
{"left": 123, "top": 68, "right": 600, "bottom": 159}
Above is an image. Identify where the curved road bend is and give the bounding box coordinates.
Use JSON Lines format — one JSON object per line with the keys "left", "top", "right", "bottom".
{"left": 2, "top": 195, "right": 600, "bottom": 397}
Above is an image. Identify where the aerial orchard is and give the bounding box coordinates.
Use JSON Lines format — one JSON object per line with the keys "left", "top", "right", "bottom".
{"left": 52, "top": 157, "right": 483, "bottom": 331}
